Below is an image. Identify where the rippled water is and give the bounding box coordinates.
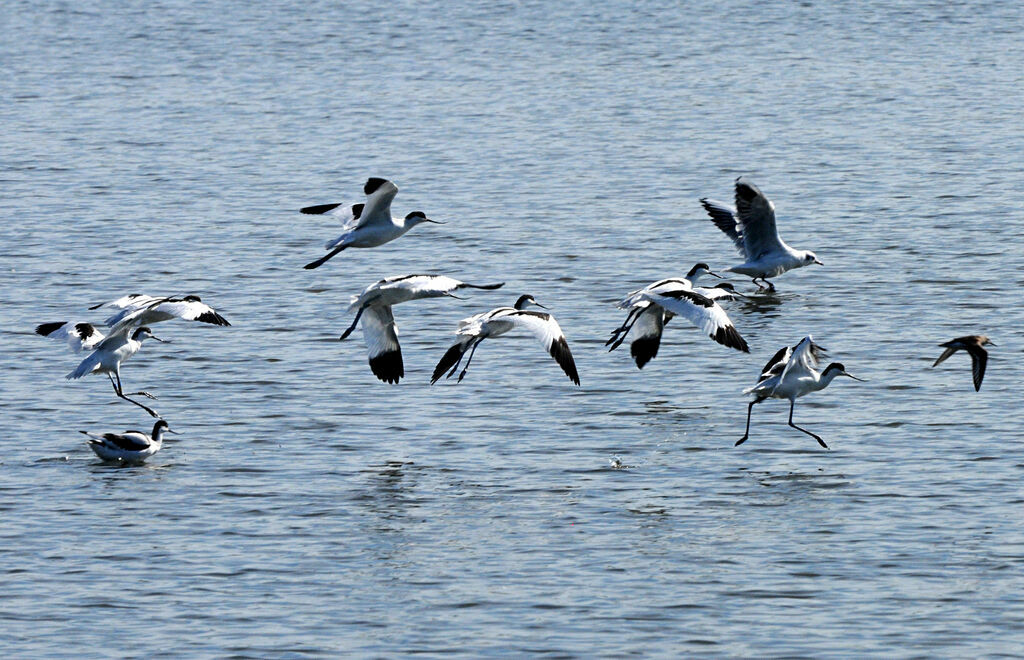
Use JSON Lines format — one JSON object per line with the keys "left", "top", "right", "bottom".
{"left": 3, "top": 0, "right": 1024, "bottom": 655}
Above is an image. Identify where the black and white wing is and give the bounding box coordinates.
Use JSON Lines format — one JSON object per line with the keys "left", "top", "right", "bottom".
{"left": 378, "top": 274, "right": 504, "bottom": 299}
{"left": 628, "top": 306, "right": 665, "bottom": 369}
{"left": 302, "top": 204, "right": 366, "bottom": 246}
{"left": 88, "top": 293, "right": 161, "bottom": 312}
{"left": 361, "top": 305, "right": 403, "bottom": 384}
{"left": 81, "top": 430, "right": 151, "bottom": 452}
{"left": 357, "top": 177, "right": 399, "bottom": 226}
{"left": 700, "top": 198, "right": 745, "bottom": 256}
{"left": 759, "top": 345, "right": 792, "bottom": 381}
{"left": 35, "top": 321, "right": 105, "bottom": 352}
{"left": 642, "top": 289, "right": 749, "bottom": 352}
{"left": 780, "top": 335, "right": 827, "bottom": 382}
{"left": 734, "top": 177, "right": 785, "bottom": 260}
{"left": 107, "top": 296, "right": 230, "bottom": 333}
{"left": 507, "top": 311, "right": 580, "bottom": 385}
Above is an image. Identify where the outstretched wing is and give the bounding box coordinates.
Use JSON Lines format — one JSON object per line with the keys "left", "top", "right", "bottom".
{"left": 966, "top": 345, "right": 988, "bottom": 391}
{"left": 361, "top": 305, "right": 403, "bottom": 384}
{"left": 780, "top": 336, "right": 826, "bottom": 382}
{"left": 628, "top": 306, "right": 665, "bottom": 369}
{"left": 700, "top": 198, "right": 745, "bottom": 256}
{"left": 507, "top": 311, "right": 580, "bottom": 385}
{"left": 356, "top": 178, "right": 399, "bottom": 229}
{"left": 734, "top": 177, "right": 785, "bottom": 260}
{"left": 642, "top": 289, "right": 748, "bottom": 352}
{"left": 35, "top": 321, "right": 105, "bottom": 352}
{"left": 146, "top": 299, "right": 230, "bottom": 326}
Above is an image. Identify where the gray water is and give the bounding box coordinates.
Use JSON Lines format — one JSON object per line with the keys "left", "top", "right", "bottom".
{"left": 3, "top": 0, "right": 1024, "bottom": 656}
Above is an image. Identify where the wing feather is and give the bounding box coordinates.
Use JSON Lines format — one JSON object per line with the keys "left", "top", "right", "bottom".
{"left": 361, "top": 306, "right": 403, "bottom": 384}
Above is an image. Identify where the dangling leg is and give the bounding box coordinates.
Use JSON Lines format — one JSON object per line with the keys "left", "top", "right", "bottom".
{"left": 735, "top": 399, "right": 760, "bottom": 446}
{"left": 457, "top": 338, "right": 484, "bottom": 382}
{"left": 109, "top": 372, "right": 160, "bottom": 418}
{"left": 339, "top": 305, "right": 366, "bottom": 340}
{"left": 607, "top": 307, "right": 647, "bottom": 352}
{"left": 788, "top": 400, "right": 827, "bottom": 449}
{"left": 606, "top": 307, "right": 642, "bottom": 348}
{"left": 444, "top": 342, "right": 471, "bottom": 380}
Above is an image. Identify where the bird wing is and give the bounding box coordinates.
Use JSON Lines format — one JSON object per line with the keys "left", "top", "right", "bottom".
{"left": 319, "top": 204, "right": 367, "bottom": 247}
{"left": 629, "top": 306, "right": 665, "bottom": 369}
{"left": 733, "top": 177, "right": 785, "bottom": 260}
{"left": 759, "top": 345, "right": 792, "bottom": 380}
{"left": 641, "top": 289, "right": 749, "bottom": 352}
{"left": 88, "top": 293, "right": 161, "bottom": 312}
{"left": 35, "top": 321, "right": 105, "bottom": 352}
{"left": 145, "top": 299, "right": 231, "bottom": 326}
{"left": 781, "top": 336, "right": 826, "bottom": 382}
{"left": 105, "top": 432, "right": 151, "bottom": 451}
{"left": 700, "top": 198, "right": 745, "bottom": 255}
{"left": 356, "top": 178, "right": 400, "bottom": 228}
{"left": 932, "top": 345, "right": 959, "bottom": 367}
{"left": 966, "top": 344, "right": 988, "bottom": 391}
{"left": 506, "top": 311, "right": 580, "bottom": 384}
{"left": 360, "top": 305, "right": 403, "bottom": 384}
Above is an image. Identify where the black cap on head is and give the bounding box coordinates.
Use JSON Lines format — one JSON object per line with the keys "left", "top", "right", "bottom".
{"left": 514, "top": 294, "right": 535, "bottom": 309}
{"left": 364, "top": 177, "right": 389, "bottom": 195}
{"left": 823, "top": 362, "right": 846, "bottom": 374}
{"left": 131, "top": 326, "right": 153, "bottom": 339}
{"left": 405, "top": 211, "right": 426, "bottom": 220}
{"left": 183, "top": 295, "right": 201, "bottom": 302}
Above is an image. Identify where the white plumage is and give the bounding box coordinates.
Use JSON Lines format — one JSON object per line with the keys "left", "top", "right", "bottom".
{"left": 339, "top": 274, "right": 505, "bottom": 384}
{"left": 302, "top": 178, "right": 442, "bottom": 269}
{"left": 431, "top": 295, "right": 580, "bottom": 385}
{"left": 700, "top": 177, "right": 822, "bottom": 291}
{"left": 34, "top": 321, "right": 105, "bottom": 353}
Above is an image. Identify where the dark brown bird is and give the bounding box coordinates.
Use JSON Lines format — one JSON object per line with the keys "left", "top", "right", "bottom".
{"left": 932, "top": 335, "right": 993, "bottom": 392}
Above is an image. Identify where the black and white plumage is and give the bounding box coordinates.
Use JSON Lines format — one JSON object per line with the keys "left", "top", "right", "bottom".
{"left": 96, "top": 294, "right": 231, "bottom": 334}
{"left": 607, "top": 264, "right": 748, "bottom": 369}
{"left": 339, "top": 274, "right": 505, "bottom": 384}
{"left": 302, "top": 177, "right": 442, "bottom": 269}
{"left": 81, "top": 419, "right": 177, "bottom": 463}
{"left": 700, "top": 177, "right": 822, "bottom": 291}
{"left": 932, "top": 335, "right": 992, "bottom": 392}
{"left": 66, "top": 325, "right": 168, "bottom": 418}
{"left": 737, "top": 336, "right": 862, "bottom": 449}
{"left": 431, "top": 295, "right": 580, "bottom": 386}
{"left": 35, "top": 321, "right": 105, "bottom": 352}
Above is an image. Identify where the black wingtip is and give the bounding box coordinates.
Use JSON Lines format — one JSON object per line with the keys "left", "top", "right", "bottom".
{"left": 550, "top": 337, "right": 580, "bottom": 385}
{"left": 35, "top": 321, "right": 66, "bottom": 337}
{"left": 711, "top": 325, "right": 749, "bottom": 353}
{"left": 369, "top": 349, "right": 404, "bottom": 384}
{"left": 300, "top": 203, "right": 343, "bottom": 215}
{"left": 462, "top": 282, "right": 505, "bottom": 290}
{"left": 364, "top": 177, "right": 389, "bottom": 195}
{"left": 195, "top": 311, "right": 231, "bottom": 327}
{"left": 630, "top": 336, "right": 661, "bottom": 369}
{"left": 431, "top": 343, "right": 465, "bottom": 385}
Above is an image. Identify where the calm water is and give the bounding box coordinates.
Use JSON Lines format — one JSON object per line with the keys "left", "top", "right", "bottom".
{"left": 3, "top": 0, "right": 1024, "bottom": 656}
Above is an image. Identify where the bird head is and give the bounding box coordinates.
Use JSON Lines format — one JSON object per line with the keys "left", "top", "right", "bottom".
{"left": 133, "top": 326, "right": 168, "bottom": 343}
{"left": 823, "top": 362, "right": 864, "bottom": 382}
{"left": 803, "top": 251, "right": 823, "bottom": 266}
{"left": 405, "top": 211, "right": 444, "bottom": 226}
{"left": 686, "top": 262, "right": 723, "bottom": 280}
{"left": 514, "top": 294, "right": 547, "bottom": 310}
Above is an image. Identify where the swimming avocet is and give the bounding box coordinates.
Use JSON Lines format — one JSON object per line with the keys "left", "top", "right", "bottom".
{"left": 302, "top": 177, "right": 442, "bottom": 269}
{"left": 431, "top": 295, "right": 580, "bottom": 385}
{"left": 700, "top": 177, "right": 822, "bottom": 291}
{"left": 81, "top": 419, "right": 177, "bottom": 463}
{"left": 340, "top": 274, "right": 504, "bottom": 383}
{"left": 932, "top": 335, "right": 993, "bottom": 392}
{"left": 737, "top": 336, "right": 862, "bottom": 449}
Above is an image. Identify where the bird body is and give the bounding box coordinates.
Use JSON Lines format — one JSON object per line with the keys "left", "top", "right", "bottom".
{"left": 701, "top": 177, "right": 821, "bottom": 290}
{"left": 82, "top": 419, "right": 175, "bottom": 463}
{"left": 302, "top": 178, "right": 441, "bottom": 269}
{"left": 607, "top": 263, "right": 747, "bottom": 368}
{"left": 932, "top": 335, "right": 992, "bottom": 391}
{"left": 338, "top": 274, "right": 505, "bottom": 384}
{"left": 737, "top": 336, "right": 862, "bottom": 448}
{"left": 431, "top": 295, "right": 580, "bottom": 385}
{"left": 66, "top": 326, "right": 167, "bottom": 418}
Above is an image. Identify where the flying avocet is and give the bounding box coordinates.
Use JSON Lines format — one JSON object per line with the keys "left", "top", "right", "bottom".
{"left": 932, "top": 335, "right": 993, "bottom": 392}
{"left": 302, "top": 177, "right": 443, "bottom": 269}
{"left": 607, "top": 264, "right": 749, "bottom": 369}
{"left": 700, "top": 177, "right": 822, "bottom": 291}
{"left": 737, "top": 336, "right": 862, "bottom": 449}
{"left": 90, "top": 294, "right": 231, "bottom": 331}
{"left": 82, "top": 419, "right": 177, "bottom": 463}
{"left": 339, "top": 274, "right": 505, "bottom": 384}
{"left": 67, "top": 325, "right": 168, "bottom": 418}
{"left": 431, "top": 295, "right": 580, "bottom": 385}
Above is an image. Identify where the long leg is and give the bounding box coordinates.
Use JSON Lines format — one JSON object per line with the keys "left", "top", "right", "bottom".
{"left": 339, "top": 305, "right": 366, "bottom": 340}
{"left": 445, "top": 342, "right": 471, "bottom": 380}
{"left": 109, "top": 373, "right": 160, "bottom": 419}
{"left": 788, "top": 400, "right": 827, "bottom": 449}
{"left": 607, "top": 307, "right": 647, "bottom": 352}
{"left": 606, "top": 307, "right": 642, "bottom": 348}
{"left": 456, "top": 338, "right": 484, "bottom": 382}
{"left": 304, "top": 244, "right": 346, "bottom": 270}
{"left": 735, "top": 399, "right": 760, "bottom": 446}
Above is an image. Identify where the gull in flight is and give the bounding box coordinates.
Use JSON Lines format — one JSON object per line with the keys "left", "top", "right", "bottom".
{"left": 737, "top": 336, "right": 862, "bottom": 449}
{"left": 700, "top": 177, "right": 822, "bottom": 291}
{"left": 82, "top": 419, "right": 178, "bottom": 463}
{"left": 339, "top": 274, "right": 505, "bottom": 384}
{"left": 302, "top": 177, "right": 443, "bottom": 269}
{"left": 932, "top": 335, "right": 993, "bottom": 392}
{"left": 431, "top": 295, "right": 580, "bottom": 386}
{"left": 607, "top": 263, "right": 749, "bottom": 369}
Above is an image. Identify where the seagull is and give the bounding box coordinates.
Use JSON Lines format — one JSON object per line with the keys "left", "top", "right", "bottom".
{"left": 431, "top": 294, "right": 580, "bottom": 385}
{"left": 339, "top": 274, "right": 505, "bottom": 384}
{"left": 932, "top": 335, "right": 993, "bottom": 392}
{"left": 81, "top": 419, "right": 178, "bottom": 463}
{"left": 35, "top": 321, "right": 105, "bottom": 352}
{"left": 607, "top": 264, "right": 749, "bottom": 369}
{"left": 91, "top": 294, "right": 231, "bottom": 331}
{"left": 700, "top": 177, "right": 822, "bottom": 291}
{"left": 737, "top": 336, "right": 863, "bottom": 449}
{"left": 302, "top": 177, "right": 443, "bottom": 269}
{"left": 67, "top": 325, "right": 168, "bottom": 418}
